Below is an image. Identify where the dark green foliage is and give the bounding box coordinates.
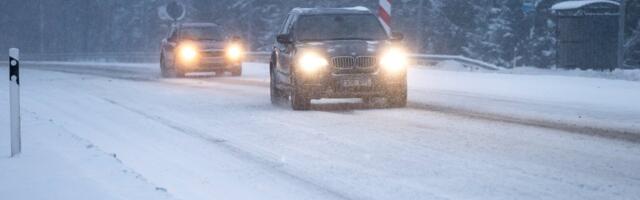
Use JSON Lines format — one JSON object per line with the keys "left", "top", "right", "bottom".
{"left": 0, "top": 0, "right": 636, "bottom": 68}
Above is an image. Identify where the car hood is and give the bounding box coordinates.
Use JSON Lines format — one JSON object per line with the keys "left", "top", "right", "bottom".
{"left": 295, "top": 40, "right": 391, "bottom": 57}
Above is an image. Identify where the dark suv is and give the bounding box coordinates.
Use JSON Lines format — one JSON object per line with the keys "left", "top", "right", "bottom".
{"left": 270, "top": 7, "right": 409, "bottom": 110}
{"left": 160, "top": 23, "right": 244, "bottom": 77}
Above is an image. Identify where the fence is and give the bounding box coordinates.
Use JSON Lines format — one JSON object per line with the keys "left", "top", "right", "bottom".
{"left": 23, "top": 52, "right": 502, "bottom": 70}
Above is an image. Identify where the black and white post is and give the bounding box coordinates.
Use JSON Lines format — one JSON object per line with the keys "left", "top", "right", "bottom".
{"left": 9, "top": 48, "right": 21, "bottom": 157}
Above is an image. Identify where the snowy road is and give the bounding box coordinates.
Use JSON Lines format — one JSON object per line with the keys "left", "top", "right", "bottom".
{"left": 2, "top": 62, "right": 640, "bottom": 200}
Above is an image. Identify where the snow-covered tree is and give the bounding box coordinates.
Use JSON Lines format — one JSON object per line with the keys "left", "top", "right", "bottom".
{"left": 0, "top": 0, "right": 637, "bottom": 68}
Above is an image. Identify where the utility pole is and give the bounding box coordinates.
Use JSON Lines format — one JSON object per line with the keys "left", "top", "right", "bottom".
{"left": 416, "top": 0, "right": 425, "bottom": 53}
{"left": 618, "top": 0, "right": 626, "bottom": 68}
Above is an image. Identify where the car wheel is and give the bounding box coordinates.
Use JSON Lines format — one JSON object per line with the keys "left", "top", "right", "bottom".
{"left": 290, "top": 75, "right": 311, "bottom": 110}
{"left": 270, "top": 65, "right": 287, "bottom": 105}
{"left": 162, "top": 55, "right": 184, "bottom": 78}
{"left": 215, "top": 70, "right": 225, "bottom": 76}
{"left": 230, "top": 66, "right": 242, "bottom": 77}
{"left": 387, "top": 84, "right": 407, "bottom": 108}
{"left": 172, "top": 65, "right": 186, "bottom": 78}
{"left": 160, "top": 55, "right": 171, "bottom": 78}
{"left": 362, "top": 97, "right": 377, "bottom": 104}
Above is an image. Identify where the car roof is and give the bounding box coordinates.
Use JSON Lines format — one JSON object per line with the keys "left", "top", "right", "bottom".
{"left": 177, "top": 22, "right": 219, "bottom": 28}
{"left": 290, "top": 6, "right": 373, "bottom": 15}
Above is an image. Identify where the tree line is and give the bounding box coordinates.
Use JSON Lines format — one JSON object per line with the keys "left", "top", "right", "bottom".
{"left": 1, "top": 0, "right": 638, "bottom": 68}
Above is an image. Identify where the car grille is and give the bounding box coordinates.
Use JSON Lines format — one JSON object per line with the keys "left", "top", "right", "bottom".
{"left": 331, "top": 56, "right": 378, "bottom": 74}
{"left": 201, "top": 50, "right": 224, "bottom": 57}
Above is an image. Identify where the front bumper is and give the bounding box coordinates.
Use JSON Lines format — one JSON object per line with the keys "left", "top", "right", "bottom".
{"left": 178, "top": 56, "right": 241, "bottom": 72}
{"left": 298, "top": 71, "right": 406, "bottom": 99}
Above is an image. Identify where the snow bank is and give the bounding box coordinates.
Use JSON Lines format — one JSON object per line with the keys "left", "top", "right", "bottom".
{"left": 23, "top": 61, "right": 157, "bottom": 69}
{"left": 428, "top": 61, "right": 640, "bottom": 82}
{"left": 505, "top": 67, "right": 640, "bottom": 82}
{"left": 0, "top": 73, "right": 174, "bottom": 200}
{"left": 409, "top": 66, "right": 640, "bottom": 133}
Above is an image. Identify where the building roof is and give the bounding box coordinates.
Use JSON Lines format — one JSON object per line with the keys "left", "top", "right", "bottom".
{"left": 551, "top": 0, "right": 619, "bottom": 10}
{"left": 290, "top": 6, "right": 372, "bottom": 15}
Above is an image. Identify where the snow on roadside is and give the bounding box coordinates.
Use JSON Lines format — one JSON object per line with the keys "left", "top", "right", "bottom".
{"left": 0, "top": 68, "right": 175, "bottom": 200}
{"left": 430, "top": 60, "right": 640, "bottom": 82}
{"left": 22, "top": 61, "right": 157, "bottom": 69}
{"left": 409, "top": 66, "right": 640, "bottom": 133}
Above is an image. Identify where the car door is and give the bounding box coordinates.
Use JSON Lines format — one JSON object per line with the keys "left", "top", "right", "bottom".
{"left": 275, "top": 14, "right": 297, "bottom": 85}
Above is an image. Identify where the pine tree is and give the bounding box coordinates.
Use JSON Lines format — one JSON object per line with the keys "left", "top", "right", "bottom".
{"left": 627, "top": 20, "right": 640, "bottom": 66}
{"left": 434, "top": 0, "right": 476, "bottom": 55}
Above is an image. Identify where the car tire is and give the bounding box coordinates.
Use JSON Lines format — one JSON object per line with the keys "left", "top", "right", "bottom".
{"left": 290, "top": 75, "right": 311, "bottom": 110}
{"left": 387, "top": 84, "right": 407, "bottom": 108}
{"left": 160, "top": 55, "right": 171, "bottom": 78}
{"left": 270, "top": 65, "right": 287, "bottom": 105}
{"left": 215, "top": 70, "right": 225, "bottom": 76}
{"left": 291, "top": 89, "right": 311, "bottom": 110}
{"left": 362, "top": 97, "right": 377, "bottom": 104}
{"left": 162, "top": 55, "right": 185, "bottom": 78}
{"left": 230, "top": 66, "right": 242, "bottom": 77}
{"left": 174, "top": 68, "right": 186, "bottom": 78}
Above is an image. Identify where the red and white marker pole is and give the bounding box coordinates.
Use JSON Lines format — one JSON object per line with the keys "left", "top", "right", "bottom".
{"left": 378, "top": 0, "right": 392, "bottom": 33}
{"left": 9, "top": 48, "right": 20, "bottom": 157}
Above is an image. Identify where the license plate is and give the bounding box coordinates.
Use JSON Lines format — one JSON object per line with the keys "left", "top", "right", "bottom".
{"left": 341, "top": 78, "right": 372, "bottom": 87}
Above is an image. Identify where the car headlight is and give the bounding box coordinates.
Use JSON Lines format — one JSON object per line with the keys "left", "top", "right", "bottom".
{"left": 380, "top": 47, "right": 408, "bottom": 73}
{"left": 178, "top": 43, "right": 199, "bottom": 63}
{"left": 298, "top": 52, "right": 328, "bottom": 73}
{"left": 226, "top": 44, "right": 243, "bottom": 60}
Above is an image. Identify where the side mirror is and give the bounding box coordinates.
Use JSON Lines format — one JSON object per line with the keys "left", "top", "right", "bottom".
{"left": 391, "top": 32, "right": 404, "bottom": 41}
{"left": 277, "top": 34, "right": 293, "bottom": 44}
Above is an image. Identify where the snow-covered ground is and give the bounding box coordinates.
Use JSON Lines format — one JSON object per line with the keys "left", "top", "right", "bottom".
{"left": 415, "top": 61, "right": 640, "bottom": 135}
{"left": 1, "top": 62, "right": 640, "bottom": 200}
{"left": 432, "top": 60, "right": 640, "bottom": 82}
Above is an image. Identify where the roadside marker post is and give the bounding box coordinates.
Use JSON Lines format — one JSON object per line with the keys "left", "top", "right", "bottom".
{"left": 9, "top": 48, "right": 21, "bottom": 157}
{"left": 378, "top": 0, "right": 392, "bottom": 33}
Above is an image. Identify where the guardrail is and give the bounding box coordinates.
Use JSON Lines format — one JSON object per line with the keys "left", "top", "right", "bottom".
{"left": 411, "top": 54, "right": 503, "bottom": 70}
{"left": 23, "top": 52, "right": 503, "bottom": 70}
{"left": 24, "top": 52, "right": 159, "bottom": 63}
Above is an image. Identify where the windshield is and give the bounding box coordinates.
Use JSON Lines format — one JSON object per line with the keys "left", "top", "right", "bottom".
{"left": 293, "top": 14, "right": 388, "bottom": 42}
{"left": 180, "top": 26, "right": 224, "bottom": 41}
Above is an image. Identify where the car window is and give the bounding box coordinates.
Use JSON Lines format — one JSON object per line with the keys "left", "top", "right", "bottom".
{"left": 285, "top": 15, "right": 298, "bottom": 34}
{"left": 279, "top": 14, "right": 293, "bottom": 35}
{"left": 179, "top": 26, "right": 224, "bottom": 41}
{"left": 293, "top": 14, "right": 388, "bottom": 42}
